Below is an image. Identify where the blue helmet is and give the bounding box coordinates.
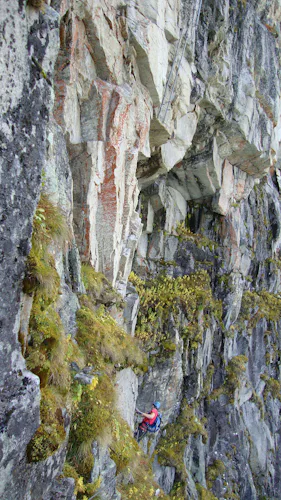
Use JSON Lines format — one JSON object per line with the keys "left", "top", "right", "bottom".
{"left": 153, "top": 401, "right": 161, "bottom": 409}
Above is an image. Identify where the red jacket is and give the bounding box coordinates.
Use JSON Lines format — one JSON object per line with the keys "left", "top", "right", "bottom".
{"left": 143, "top": 408, "right": 158, "bottom": 425}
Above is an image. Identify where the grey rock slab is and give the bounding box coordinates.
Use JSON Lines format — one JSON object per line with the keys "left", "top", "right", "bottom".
{"left": 50, "top": 477, "right": 76, "bottom": 500}
{"left": 115, "top": 368, "right": 138, "bottom": 429}
{"left": 56, "top": 283, "right": 80, "bottom": 338}
{"left": 0, "top": 2, "right": 60, "bottom": 498}
{"left": 136, "top": 327, "right": 183, "bottom": 426}
{"left": 243, "top": 401, "right": 274, "bottom": 474}
{"left": 123, "top": 283, "right": 140, "bottom": 336}
{"left": 153, "top": 456, "right": 176, "bottom": 494}
{"left": 91, "top": 442, "right": 120, "bottom": 500}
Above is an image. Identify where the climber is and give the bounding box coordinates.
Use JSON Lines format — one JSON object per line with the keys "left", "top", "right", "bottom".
{"left": 134, "top": 401, "right": 161, "bottom": 442}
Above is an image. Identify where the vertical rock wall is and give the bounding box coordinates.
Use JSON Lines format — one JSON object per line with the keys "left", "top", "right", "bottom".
{"left": 0, "top": 1, "right": 60, "bottom": 498}
{"left": 135, "top": 170, "right": 281, "bottom": 499}
{"left": 1, "top": 0, "right": 281, "bottom": 499}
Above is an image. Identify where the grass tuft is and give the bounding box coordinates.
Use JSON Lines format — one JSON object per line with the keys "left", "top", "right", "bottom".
{"left": 23, "top": 193, "right": 69, "bottom": 299}
{"left": 27, "top": 388, "right": 66, "bottom": 462}
{"left": 81, "top": 263, "right": 124, "bottom": 307}
{"left": 24, "top": 195, "right": 77, "bottom": 463}
{"left": 76, "top": 303, "right": 146, "bottom": 371}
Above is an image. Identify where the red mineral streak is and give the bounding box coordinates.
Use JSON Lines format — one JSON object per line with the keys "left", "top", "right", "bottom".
{"left": 66, "top": 71, "right": 150, "bottom": 278}
{"left": 54, "top": 79, "right": 67, "bottom": 126}
{"left": 95, "top": 83, "right": 135, "bottom": 275}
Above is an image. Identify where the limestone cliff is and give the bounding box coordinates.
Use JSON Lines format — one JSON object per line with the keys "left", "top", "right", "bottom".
{"left": 1, "top": 0, "right": 281, "bottom": 499}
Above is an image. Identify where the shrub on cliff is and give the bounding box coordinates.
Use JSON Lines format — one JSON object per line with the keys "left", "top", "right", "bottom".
{"left": 157, "top": 400, "right": 208, "bottom": 473}
{"left": 27, "top": 388, "right": 66, "bottom": 462}
{"left": 23, "top": 193, "right": 68, "bottom": 300}
{"left": 27, "top": 0, "right": 46, "bottom": 9}
{"left": 129, "top": 270, "right": 222, "bottom": 353}
{"left": 240, "top": 290, "right": 281, "bottom": 325}
{"left": 76, "top": 302, "right": 146, "bottom": 371}
{"left": 196, "top": 484, "right": 218, "bottom": 500}
{"left": 176, "top": 221, "right": 218, "bottom": 251}
{"left": 81, "top": 263, "right": 124, "bottom": 307}
{"left": 67, "top": 375, "right": 114, "bottom": 477}
{"left": 24, "top": 195, "right": 75, "bottom": 462}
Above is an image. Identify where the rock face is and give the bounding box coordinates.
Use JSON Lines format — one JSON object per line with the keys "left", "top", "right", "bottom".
{"left": 91, "top": 442, "right": 121, "bottom": 500}
{"left": 0, "top": 1, "right": 60, "bottom": 498}
{"left": 134, "top": 171, "right": 281, "bottom": 498}
{"left": 115, "top": 368, "right": 138, "bottom": 429}
{"left": 2, "top": 0, "right": 281, "bottom": 499}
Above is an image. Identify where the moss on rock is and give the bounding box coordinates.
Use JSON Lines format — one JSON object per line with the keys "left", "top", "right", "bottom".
{"left": 81, "top": 263, "right": 124, "bottom": 307}
{"left": 157, "top": 401, "right": 208, "bottom": 473}
{"left": 27, "top": 388, "right": 66, "bottom": 462}
{"left": 206, "top": 459, "right": 225, "bottom": 487}
{"left": 24, "top": 195, "right": 76, "bottom": 462}
{"left": 23, "top": 193, "right": 68, "bottom": 300}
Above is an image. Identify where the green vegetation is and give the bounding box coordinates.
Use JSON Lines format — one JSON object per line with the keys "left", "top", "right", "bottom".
{"left": 265, "top": 257, "right": 281, "bottom": 272}
{"left": 27, "top": 0, "right": 45, "bottom": 9}
{"left": 169, "top": 481, "right": 187, "bottom": 499}
{"left": 68, "top": 387, "right": 169, "bottom": 498}
{"left": 217, "top": 274, "right": 232, "bottom": 288}
{"left": 26, "top": 302, "right": 73, "bottom": 389}
{"left": 206, "top": 459, "right": 225, "bottom": 488}
{"left": 196, "top": 484, "right": 218, "bottom": 500}
{"left": 81, "top": 263, "right": 105, "bottom": 294}
{"left": 24, "top": 197, "right": 162, "bottom": 498}
{"left": 117, "top": 444, "right": 168, "bottom": 499}
{"left": 76, "top": 300, "right": 146, "bottom": 372}
{"left": 261, "top": 374, "right": 281, "bottom": 402}
{"left": 176, "top": 221, "right": 218, "bottom": 251}
{"left": 67, "top": 269, "right": 148, "bottom": 491}
{"left": 240, "top": 290, "right": 281, "bottom": 325}
{"left": 24, "top": 195, "right": 238, "bottom": 498}
{"left": 27, "top": 388, "right": 66, "bottom": 462}
{"left": 81, "top": 263, "right": 123, "bottom": 307}
{"left": 23, "top": 193, "right": 68, "bottom": 299}
{"left": 24, "top": 195, "right": 74, "bottom": 462}
{"left": 68, "top": 376, "right": 114, "bottom": 477}
{"left": 157, "top": 401, "right": 208, "bottom": 474}
{"left": 63, "top": 462, "right": 102, "bottom": 498}
{"left": 225, "top": 355, "right": 248, "bottom": 392}
{"left": 250, "top": 390, "right": 265, "bottom": 419}
{"left": 210, "top": 355, "right": 248, "bottom": 403}
{"left": 200, "top": 364, "right": 215, "bottom": 400}
{"left": 65, "top": 266, "right": 166, "bottom": 498}
{"left": 129, "top": 270, "right": 222, "bottom": 353}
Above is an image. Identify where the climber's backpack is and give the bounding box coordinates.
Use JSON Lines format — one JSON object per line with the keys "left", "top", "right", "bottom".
{"left": 147, "top": 412, "right": 162, "bottom": 433}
